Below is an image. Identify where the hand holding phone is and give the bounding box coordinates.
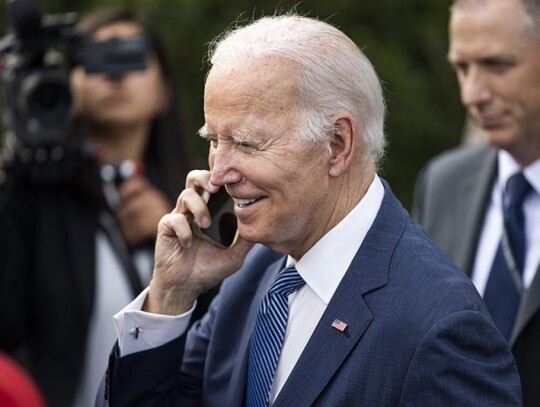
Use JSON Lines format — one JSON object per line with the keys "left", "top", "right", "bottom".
{"left": 192, "top": 188, "right": 238, "bottom": 248}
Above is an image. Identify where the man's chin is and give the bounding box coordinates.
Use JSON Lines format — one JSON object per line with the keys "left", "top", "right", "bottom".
{"left": 238, "top": 227, "right": 292, "bottom": 254}
{"left": 483, "top": 128, "right": 516, "bottom": 148}
{"left": 236, "top": 225, "right": 265, "bottom": 245}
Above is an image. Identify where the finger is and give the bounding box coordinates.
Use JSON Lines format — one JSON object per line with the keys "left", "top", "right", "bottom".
{"left": 118, "top": 189, "right": 171, "bottom": 222}
{"left": 119, "top": 223, "right": 139, "bottom": 247}
{"left": 173, "top": 188, "right": 213, "bottom": 228}
{"left": 228, "top": 235, "right": 255, "bottom": 264}
{"left": 118, "top": 176, "right": 147, "bottom": 201}
{"left": 159, "top": 212, "right": 195, "bottom": 248}
{"left": 185, "top": 170, "right": 218, "bottom": 193}
{"left": 119, "top": 214, "right": 157, "bottom": 245}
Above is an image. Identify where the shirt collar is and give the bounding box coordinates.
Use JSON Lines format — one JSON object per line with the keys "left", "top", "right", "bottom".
{"left": 287, "top": 174, "right": 384, "bottom": 304}
{"left": 498, "top": 150, "right": 540, "bottom": 198}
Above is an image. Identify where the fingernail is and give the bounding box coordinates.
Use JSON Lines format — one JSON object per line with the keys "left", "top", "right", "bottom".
{"left": 201, "top": 216, "right": 210, "bottom": 228}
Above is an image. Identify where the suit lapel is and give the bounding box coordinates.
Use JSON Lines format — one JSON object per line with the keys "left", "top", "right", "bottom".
{"left": 455, "top": 148, "right": 497, "bottom": 274}
{"left": 273, "top": 180, "right": 403, "bottom": 406}
{"left": 512, "top": 263, "right": 540, "bottom": 345}
{"left": 227, "top": 255, "right": 287, "bottom": 406}
{"left": 272, "top": 273, "right": 374, "bottom": 406}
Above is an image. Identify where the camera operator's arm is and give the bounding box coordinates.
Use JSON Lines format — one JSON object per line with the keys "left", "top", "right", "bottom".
{"left": 115, "top": 175, "right": 172, "bottom": 247}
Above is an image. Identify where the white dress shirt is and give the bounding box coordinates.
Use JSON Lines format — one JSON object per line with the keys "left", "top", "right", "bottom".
{"left": 113, "top": 174, "right": 384, "bottom": 402}
{"left": 472, "top": 150, "right": 540, "bottom": 295}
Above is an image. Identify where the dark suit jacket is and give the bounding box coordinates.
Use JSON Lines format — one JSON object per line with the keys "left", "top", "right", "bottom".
{"left": 413, "top": 143, "right": 540, "bottom": 406}
{"left": 0, "top": 179, "right": 102, "bottom": 407}
{"left": 103, "top": 180, "right": 521, "bottom": 406}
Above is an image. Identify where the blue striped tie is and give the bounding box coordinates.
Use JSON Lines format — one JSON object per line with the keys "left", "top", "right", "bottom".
{"left": 245, "top": 265, "right": 305, "bottom": 407}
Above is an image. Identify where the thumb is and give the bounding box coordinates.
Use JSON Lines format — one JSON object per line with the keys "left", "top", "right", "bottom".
{"left": 227, "top": 235, "right": 255, "bottom": 268}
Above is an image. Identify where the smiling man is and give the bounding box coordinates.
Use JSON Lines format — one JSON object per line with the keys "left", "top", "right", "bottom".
{"left": 413, "top": 0, "right": 540, "bottom": 405}
{"left": 100, "top": 14, "right": 521, "bottom": 406}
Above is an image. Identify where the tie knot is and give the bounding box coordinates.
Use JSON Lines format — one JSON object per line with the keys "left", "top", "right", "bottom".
{"left": 270, "top": 265, "right": 305, "bottom": 296}
{"left": 504, "top": 172, "right": 532, "bottom": 210}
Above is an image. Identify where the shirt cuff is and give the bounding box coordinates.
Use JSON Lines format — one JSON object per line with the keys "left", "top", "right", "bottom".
{"left": 112, "top": 287, "right": 195, "bottom": 357}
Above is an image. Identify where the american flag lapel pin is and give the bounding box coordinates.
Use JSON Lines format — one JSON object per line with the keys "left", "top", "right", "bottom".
{"left": 331, "top": 319, "right": 348, "bottom": 332}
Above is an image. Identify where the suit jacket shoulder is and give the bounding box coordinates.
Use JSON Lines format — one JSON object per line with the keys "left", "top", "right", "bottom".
{"left": 412, "top": 143, "right": 497, "bottom": 272}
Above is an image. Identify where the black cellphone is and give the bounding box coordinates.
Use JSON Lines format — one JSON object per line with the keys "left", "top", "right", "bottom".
{"left": 192, "top": 188, "right": 238, "bottom": 248}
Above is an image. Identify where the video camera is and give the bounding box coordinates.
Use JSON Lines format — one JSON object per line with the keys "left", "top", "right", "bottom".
{"left": 0, "top": 0, "right": 148, "bottom": 149}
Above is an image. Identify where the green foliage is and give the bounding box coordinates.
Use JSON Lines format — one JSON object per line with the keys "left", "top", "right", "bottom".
{"left": 0, "top": 0, "right": 466, "bottom": 208}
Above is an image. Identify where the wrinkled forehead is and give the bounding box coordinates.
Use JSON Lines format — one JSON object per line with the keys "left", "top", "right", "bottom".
{"left": 451, "top": 0, "right": 535, "bottom": 33}
{"left": 451, "top": 0, "right": 518, "bottom": 11}
{"left": 204, "top": 56, "right": 299, "bottom": 107}
{"left": 203, "top": 57, "right": 302, "bottom": 138}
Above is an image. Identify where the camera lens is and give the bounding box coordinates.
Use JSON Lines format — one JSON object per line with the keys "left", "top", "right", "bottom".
{"left": 27, "top": 80, "right": 71, "bottom": 125}
{"left": 17, "top": 70, "right": 73, "bottom": 146}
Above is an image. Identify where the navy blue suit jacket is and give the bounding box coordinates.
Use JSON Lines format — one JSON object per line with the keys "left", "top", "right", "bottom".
{"left": 103, "top": 181, "right": 521, "bottom": 406}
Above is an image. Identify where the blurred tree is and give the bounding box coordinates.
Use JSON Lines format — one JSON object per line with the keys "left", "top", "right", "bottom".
{"left": 0, "top": 0, "right": 465, "bottom": 209}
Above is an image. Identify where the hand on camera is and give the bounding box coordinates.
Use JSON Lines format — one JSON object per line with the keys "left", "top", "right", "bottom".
{"left": 116, "top": 176, "right": 172, "bottom": 247}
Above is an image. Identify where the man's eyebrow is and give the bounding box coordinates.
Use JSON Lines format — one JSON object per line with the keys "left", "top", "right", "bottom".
{"left": 230, "top": 133, "right": 256, "bottom": 144}
{"left": 198, "top": 124, "right": 214, "bottom": 139}
{"left": 447, "top": 51, "right": 460, "bottom": 65}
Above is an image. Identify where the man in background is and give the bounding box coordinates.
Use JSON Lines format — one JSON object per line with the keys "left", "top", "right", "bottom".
{"left": 413, "top": 0, "right": 540, "bottom": 404}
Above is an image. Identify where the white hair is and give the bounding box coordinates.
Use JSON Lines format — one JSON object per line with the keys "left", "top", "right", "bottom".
{"left": 206, "top": 14, "right": 387, "bottom": 164}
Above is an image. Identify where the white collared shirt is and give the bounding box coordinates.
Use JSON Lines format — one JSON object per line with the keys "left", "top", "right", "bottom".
{"left": 269, "top": 174, "right": 383, "bottom": 402}
{"left": 472, "top": 150, "right": 540, "bottom": 294}
{"left": 113, "top": 175, "right": 385, "bottom": 401}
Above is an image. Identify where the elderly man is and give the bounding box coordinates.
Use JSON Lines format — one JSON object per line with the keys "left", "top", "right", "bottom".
{"left": 413, "top": 0, "right": 540, "bottom": 405}
{"left": 101, "top": 15, "right": 521, "bottom": 406}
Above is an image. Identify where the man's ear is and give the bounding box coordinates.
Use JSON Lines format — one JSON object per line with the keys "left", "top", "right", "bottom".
{"left": 328, "top": 116, "right": 356, "bottom": 177}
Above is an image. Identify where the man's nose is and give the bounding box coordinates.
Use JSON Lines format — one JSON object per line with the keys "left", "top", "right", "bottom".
{"left": 208, "top": 145, "right": 242, "bottom": 186}
{"left": 460, "top": 70, "right": 492, "bottom": 107}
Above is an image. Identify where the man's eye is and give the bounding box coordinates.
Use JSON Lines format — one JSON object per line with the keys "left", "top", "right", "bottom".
{"left": 232, "top": 138, "right": 257, "bottom": 151}
{"left": 237, "top": 142, "right": 260, "bottom": 153}
{"left": 455, "top": 63, "right": 468, "bottom": 74}
{"left": 209, "top": 139, "right": 218, "bottom": 149}
{"left": 486, "top": 61, "right": 512, "bottom": 74}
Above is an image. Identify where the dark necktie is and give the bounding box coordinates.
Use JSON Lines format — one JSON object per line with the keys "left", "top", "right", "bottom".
{"left": 483, "top": 172, "right": 532, "bottom": 340}
{"left": 245, "top": 265, "right": 305, "bottom": 407}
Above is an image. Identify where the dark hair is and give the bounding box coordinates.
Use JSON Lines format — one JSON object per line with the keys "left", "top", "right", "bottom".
{"left": 77, "top": 8, "right": 193, "bottom": 202}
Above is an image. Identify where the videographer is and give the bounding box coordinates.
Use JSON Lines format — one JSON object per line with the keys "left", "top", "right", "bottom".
{"left": 0, "top": 7, "right": 197, "bottom": 407}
